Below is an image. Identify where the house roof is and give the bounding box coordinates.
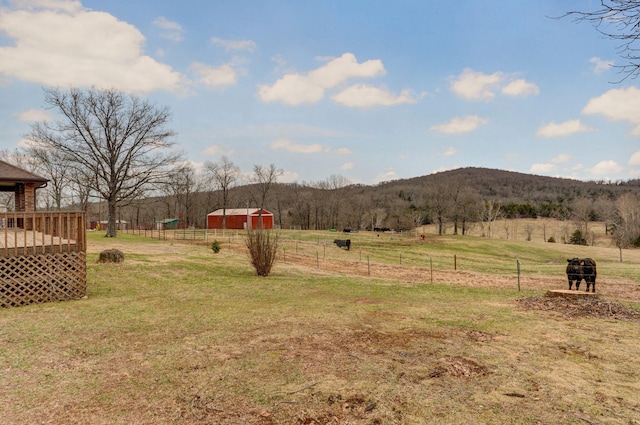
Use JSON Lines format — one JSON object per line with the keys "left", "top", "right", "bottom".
{"left": 156, "top": 218, "right": 179, "bottom": 223}
{"left": 207, "top": 208, "right": 273, "bottom": 216}
{"left": 0, "top": 160, "right": 48, "bottom": 188}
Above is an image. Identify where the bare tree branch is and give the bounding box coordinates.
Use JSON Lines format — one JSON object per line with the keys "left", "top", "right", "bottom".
{"left": 27, "top": 87, "right": 183, "bottom": 237}
{"left": 561, "top": 0, "right": 640, "bottom": 81}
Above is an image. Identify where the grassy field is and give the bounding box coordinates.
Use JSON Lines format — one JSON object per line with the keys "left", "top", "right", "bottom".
{"left": 1, "top": 229, "right": 640, "bottom": 424}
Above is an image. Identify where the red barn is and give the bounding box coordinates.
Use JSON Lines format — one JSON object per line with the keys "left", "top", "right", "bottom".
{"left": 207, "top": 208, "right": 274, "bottom": 230}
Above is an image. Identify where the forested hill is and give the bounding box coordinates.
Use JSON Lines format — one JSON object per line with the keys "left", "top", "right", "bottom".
{"left": 373, "top": 167, "right": 640, "bottom": 203}
{"left": 116, "top": 166, "right": 640, "bottom": 231}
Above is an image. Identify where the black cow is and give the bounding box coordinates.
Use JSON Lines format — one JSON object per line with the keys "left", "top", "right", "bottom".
{"left": 334, "top": 239, "right": 351, "bottom": 250}
{"left": 566, "top": 257, "right": 597, "bottom": 292}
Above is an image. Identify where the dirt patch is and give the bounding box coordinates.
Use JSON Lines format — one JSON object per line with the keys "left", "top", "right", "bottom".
{"left": 515, "top": 295, "right": 640, "bottom": 322}
{"left": 428, "top": 356, "right": 489, "bottom": 378}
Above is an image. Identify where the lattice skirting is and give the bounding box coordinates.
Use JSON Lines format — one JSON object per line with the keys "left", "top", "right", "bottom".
{"left": 1, "top": 251, "right": 86, "bottom": 307}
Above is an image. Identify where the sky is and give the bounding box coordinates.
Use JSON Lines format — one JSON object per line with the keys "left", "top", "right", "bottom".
{"left": 1, "top": 0, "right": 640, "bottom": 185}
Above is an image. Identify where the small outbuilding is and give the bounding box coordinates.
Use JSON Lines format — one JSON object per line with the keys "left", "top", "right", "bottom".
{"left": 207, "top": 208, "right": 274, "bottom": 230}
{"left": 156, "top": 218, "right": 179, "bottom": 230}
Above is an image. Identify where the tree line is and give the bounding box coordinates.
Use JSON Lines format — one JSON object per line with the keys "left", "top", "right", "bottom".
{"left": 2, "top": 87, "right": 639, "bottom": 251}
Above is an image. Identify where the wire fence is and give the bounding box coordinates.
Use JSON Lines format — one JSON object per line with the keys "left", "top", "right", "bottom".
{"left": 121, "top": 228, "right": 537, "bottom": 290}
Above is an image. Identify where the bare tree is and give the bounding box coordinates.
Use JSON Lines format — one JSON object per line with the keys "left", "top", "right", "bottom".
{"left": 160, "top": 164, "right": 202, "bottom": 227}
{"left": 563, "top": 1, "right": 640, "bottom": 80}
{"left": 426, "top": 178, "right": 453, "bottom": 236}
{"left": 610, "top": 192, "right": 640, "bottom": 260}
{"left": 28, "top": 87, "right": 183, "bottom": 237}
{"left": 251, "top": 164, "right": 282, "bottom": 223}
{"left": 571, "top": 198, "right": 592, "bottom": 235}
{"left": 205, "top": 156, "right": 239, "bottom": 229}
{"left": 479, "top": 199, "right": 502, "bottom": 238}
{"left": 22, "top": 144, "right": 70, "bottom": 210}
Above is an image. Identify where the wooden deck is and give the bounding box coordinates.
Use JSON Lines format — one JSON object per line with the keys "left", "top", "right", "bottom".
{"left": 0, "top": 211, "right": 86, "bottom": 257}
{"left": 0, "top": 229, "right": 77, "bottom": 256}
{"left": 1, "top": 211, "right": 87, "bottom": 307}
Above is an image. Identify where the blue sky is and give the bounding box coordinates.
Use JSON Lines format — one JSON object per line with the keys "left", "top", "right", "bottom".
{"left": 1, "top": 0, "right": 639, "bottom": 185}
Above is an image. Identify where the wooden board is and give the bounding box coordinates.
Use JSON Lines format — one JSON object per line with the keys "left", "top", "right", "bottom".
{"left": 545, "top": 289, "right": 597, "bottom": 298}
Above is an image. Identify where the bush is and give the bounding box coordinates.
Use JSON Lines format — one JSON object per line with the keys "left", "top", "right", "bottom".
{"left": 211, "top": 240, "right": 221, "bottom": 253}
{"left": 245, "top": 229, "right": 278, "bottom": 277}
{"left": 569, "top": 229, "right": 587, "bottom": 246}
{"left": 97, "top": 249, "right": 125, "bottom": 263}
{"left": 547, "top": 236, "right": 556, "bottom": 243}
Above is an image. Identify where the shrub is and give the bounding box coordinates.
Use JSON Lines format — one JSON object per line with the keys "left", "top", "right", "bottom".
{"left": 245, "top": 229, "right": 278, "bottom": 277}
{"left": 547, "top": 236, "right": 556, "bottom": 243}
{"left": 569, "top": 229, "right": 587, "bottom": 246}
{"left": 97, "top": 249, "right": 125, "bottom": 263}
{"left": 211, "top": 240, "right": 221, "bottom": 254}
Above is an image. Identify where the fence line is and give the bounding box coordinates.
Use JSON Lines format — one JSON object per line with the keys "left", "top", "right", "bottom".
{"left": 121, "top": 228, "right": 532, "bottom": 288}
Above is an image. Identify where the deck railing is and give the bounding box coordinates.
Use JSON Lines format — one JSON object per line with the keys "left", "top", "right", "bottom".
{"left": 0, "top": 211, "right": 86, "bottom": 257}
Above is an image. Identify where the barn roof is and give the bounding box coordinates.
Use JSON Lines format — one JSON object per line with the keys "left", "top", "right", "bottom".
{"left": 0, "top": 160, "right": 48, "bottom": 189}
{"left": 207, "top": 208, "right": 273, "bottom": 216}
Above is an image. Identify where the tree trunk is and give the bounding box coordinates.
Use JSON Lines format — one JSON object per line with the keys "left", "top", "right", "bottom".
{"left": 106, "top": 199, "right": 117, "bottom": 237}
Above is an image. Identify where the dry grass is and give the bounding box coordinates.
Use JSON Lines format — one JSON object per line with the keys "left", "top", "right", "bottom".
{"left": 1, "top": 230, "right": 640, "bottom": 424}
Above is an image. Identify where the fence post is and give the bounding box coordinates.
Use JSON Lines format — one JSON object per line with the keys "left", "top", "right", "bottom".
{"left": 430, "top": 256, "right": 433, "bottom": 284}
{"left": 400, "top": 252, "right": 402, "bottom": 265}
{"left": 516, "top": 258, "right": 521, "bottom": 292}
{"left": 454, "top": 254, "right": 457, "bottom": 271}
{"left": 367, "top": 256, "right": 370, "bottom": 276}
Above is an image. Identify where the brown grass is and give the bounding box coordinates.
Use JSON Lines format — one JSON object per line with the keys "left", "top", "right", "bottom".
{"left": 2, "top": 230, "right": 640, "bottom": 424}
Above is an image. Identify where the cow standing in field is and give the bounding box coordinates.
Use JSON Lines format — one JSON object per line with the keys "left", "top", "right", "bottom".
{"left": 566, "top": 258, "right": 597, "bottom": 292}
{"left": 334, "top": 239, "right": 351, "bottom": 250}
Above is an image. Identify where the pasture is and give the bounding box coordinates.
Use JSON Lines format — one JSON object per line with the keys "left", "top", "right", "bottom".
{"left": 1, "top": 229, "right": 640, "bottom": 424}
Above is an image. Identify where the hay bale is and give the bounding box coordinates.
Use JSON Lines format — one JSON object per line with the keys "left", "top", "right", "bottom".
{"left": 98, "top": 249, "right": 125, "bottom": 263}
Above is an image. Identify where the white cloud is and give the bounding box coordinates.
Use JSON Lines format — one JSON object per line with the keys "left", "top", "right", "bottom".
{"left": 431, "top": 115, "right": 487, "bottom": 134}
{"left": 0, "top": 2, "right": 186, "bottom": 94}
{"left": 14, "top": 0, "right": 82, "bottom": 13}
{"left": 374, "top": 168, "right": 397, "bottom": 184}
{"left": 268, "top": 138, "right": 351, "bottom": 155}
{"left": 587, "top": 160, "right": 623, "bottom": 175}
{"left": 269, "top": 138, "right": 327, "bottom": 154}
{"left": 629, "top": 150, "right": 640, "bottom": 166}
{"left": 210, "top": 37, "right": 256, "bottom": 51}
{"left": 208, "top": 124, "right": 351, "bottom": 139}
{"left": 331, "top": 84, "right": 416, "bottom": 107}
{"left": 451, "top": 68, "right": 504, "bottom": 100}
{"left": 152, "top": 16, "right": 183, "bottom": 42}
{"left": 334, "top": 147, "right": 351, "bottom": 155}
{"left": 279, "top": 170, "right": 299, "bottom": 183}
{"left": 552, "top": 153, "right": 572, "bottom": 164}
{"left": 192, "top": 62, "right": 236, "bottom": 87}
{"left": 530, "top": 163, "right": 556, "bottom": 174}
{"left": 341, "top": 162, "right": 354, "bottom": 170}
{"left": 583, "top": 86, "right": 640, "bottom": 135}
{"left": 451, "top": 68, "right": 538, "bottom": 101}
{"left": 16, "top": 108, "right": 53, "bottom": 122}
{"left": 443, "top": 147, "right": 457, "bottom": 156}
{"left": 529, "top": 154, "right": 576, "bottom": 175}
{"left": 202, "top": 145, "right": 235, "bottom": 156}
{"left": 257, "top": 53, "right": 385, "bottom": 105}
{"left": 536, "top": 119, "right": 595, "bottom": 138}
{"left": 501, "top": 79, "right": 539, "bottom": 97}
{"left": 590, "top": 57, "right": 613, "bottom": 74}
